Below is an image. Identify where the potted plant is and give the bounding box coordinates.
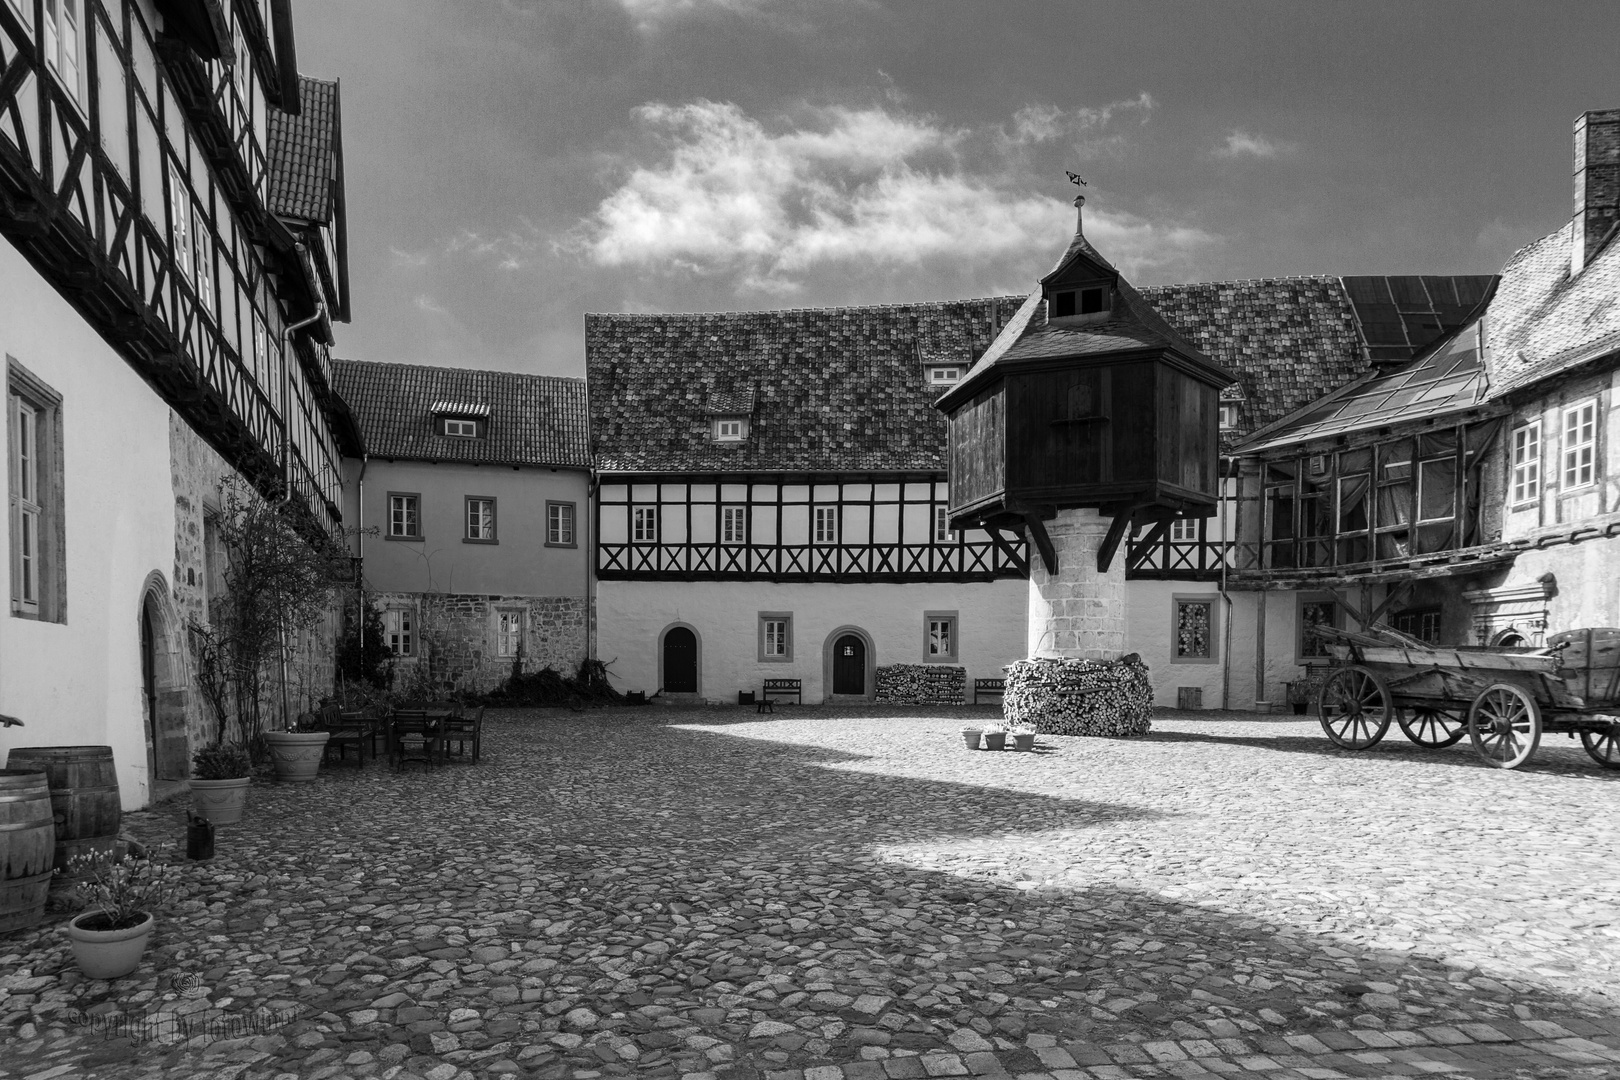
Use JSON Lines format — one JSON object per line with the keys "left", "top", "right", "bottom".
{"left": 960, "top": 725, "right": 983, "bottom": 750}
{"left": 1287, "top": 672, "right": 1326, "bottom": 716}
{"left": 982, "top": 723, "right": 1008, "bottom": 751}
{"left": 62, "top": 848, "right": 177, "bottom": 980}
{"left": 263, "top": 712, "right": 331, "bottom": 783}
{"left": 1010, "top": 725, "right": 1036, "bottom": 751}
{"left": 188, "top": 744, "right": 252, "bottom": 824}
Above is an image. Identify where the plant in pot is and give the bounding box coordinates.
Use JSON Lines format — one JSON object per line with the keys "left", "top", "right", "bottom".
{"left": 1010, "top": 725, "right": 1037, "bottom": 751}
{"left": 960, "top": 724, "right": 983, "bottom": 750}
{"left": 982, "top": 723, "right": 1008, "bottom": 751}
{"left": 1287, "top": 673, "right": 1325, "bottom": 716}
{"left": 62, "top": 848, "right": 178, "bottom": 980}
{"left": 188, "top": 743, "right": 252, "bottom": 824}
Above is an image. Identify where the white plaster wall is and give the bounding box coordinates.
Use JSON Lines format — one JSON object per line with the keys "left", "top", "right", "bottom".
{"left": 1125, "top": 579, "right": 1227, "bottom": 708}
{"left": 0, "top": 240, "right": 178, "bottom": 809}
{"left": 1497, "top": 539, "right": 1620, "bottom": 634}
{"left": 596, "top": 579, "right": 1028, "bottom": 703}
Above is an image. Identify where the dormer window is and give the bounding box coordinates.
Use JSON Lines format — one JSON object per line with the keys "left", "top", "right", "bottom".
{"left": 1218, "top": 403, "right": 1240, "bottom": 430}
{"left": 715, "top": 417, "right": 747, "bottom": 442}
{"left": 1051, "top": 286, "right": 1106, "bottom": 319}
{"left": 431, "top": 400, "right": 490, "bottom": 439}
{"left": 443, "top": 417, "right": 479, "bottom": 438}
{"left": 926, "top": 366, "right": 962, "bottom": 386}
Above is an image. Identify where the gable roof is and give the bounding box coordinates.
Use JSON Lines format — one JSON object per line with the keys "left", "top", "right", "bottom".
{"left": 332, "top": 359, "right": 590, "bottom": 469}
{"left": 1484, "top": 223, "right": 1620, "bottom": 396}
{"left": 267, "top": 76, "right": 339, "bottom": 225}
{"left": 586, "top": 297, "right": 1026, "bottom": 474}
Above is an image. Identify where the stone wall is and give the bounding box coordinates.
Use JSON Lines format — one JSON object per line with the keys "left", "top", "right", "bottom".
{"left": 1027, "top": 508, "right": 1128, "bottom": 660}
{"left": 374, "top": 591, "right": 589, "bottom": 697}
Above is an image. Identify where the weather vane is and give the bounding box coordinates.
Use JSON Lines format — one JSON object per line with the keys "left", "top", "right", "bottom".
{"left": 1066, "top": 171, "right": 1087, "bottom": 187}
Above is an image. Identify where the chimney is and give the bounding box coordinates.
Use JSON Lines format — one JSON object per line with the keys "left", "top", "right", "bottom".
{"left": 1572, "top": 109, "right": 1620, "bottom": 275}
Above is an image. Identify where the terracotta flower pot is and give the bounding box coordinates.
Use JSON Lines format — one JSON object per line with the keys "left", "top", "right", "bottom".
{"left": 961, "top": 728, "right": 982, "bottom": 750}
{"left": 188, "top": 777, "right": 250, "bottom": 824}
{"left": 263, "top": 731, "right": 330, "bottom": 783}
{"left": 982, "top": 731, "right": 1007, "bottom": 751}
{"left": 67, "top": 909, "right": 154, "bottom": 980}
{"left": 1012, "top": 732, "right": 1035, "bottom": 751}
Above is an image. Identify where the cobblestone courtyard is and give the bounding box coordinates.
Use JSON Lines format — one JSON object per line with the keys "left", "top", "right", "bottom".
{"left": 2, "top": 706, "right": 1619, "bottom": 1080}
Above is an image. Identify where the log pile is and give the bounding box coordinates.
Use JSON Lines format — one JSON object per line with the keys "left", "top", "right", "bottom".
{"left": 1003, "top": 654, "right": 1154, "bottom": 736}
{"left": 874, "top": 664, "right": 966, "bottom": 705}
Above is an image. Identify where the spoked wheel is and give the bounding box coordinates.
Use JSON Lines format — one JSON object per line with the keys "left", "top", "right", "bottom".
{"left": 1468, "top": 683, "right": 1542, "bottom": 769}
{"left": 1580, "top": 721, "right": 1620, "bottom": 769}
{"left": 1397, "top": 706, "right": 1467, "bottom": 748}
{"left": 1317, "top": 666, "right": 1393, "bottom": 749}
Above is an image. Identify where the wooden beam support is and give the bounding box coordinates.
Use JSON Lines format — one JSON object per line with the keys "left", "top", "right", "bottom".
{"left": 1098, "top": 500, "right": 1155, "bottom": 573}
{"left": 1365, "top": 581, "right": 1414, "bottom": 628}
{"left": 1127, "top": 517, "right": 1172, "bottom": 572}
{"left": 1025, "top": 515, "right": 1058, "bottom": 575}
{"left": 1324, "top": 586, "right": 1369, "bottom": 629}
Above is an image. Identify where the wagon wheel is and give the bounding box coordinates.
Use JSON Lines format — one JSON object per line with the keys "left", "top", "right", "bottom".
{"left": 1468, "top": 683, "right": 1542, "bottom": 769}
{"left": 1317, "top": 666, "right": 1392, "bottom": 750}
{"left": 1397, "top": 707, "right": 1466, "bottom": 749}
{"left": 1580, "top": 720, "right": 1620, "bottom": 769}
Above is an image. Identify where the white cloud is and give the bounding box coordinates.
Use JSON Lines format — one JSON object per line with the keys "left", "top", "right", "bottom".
{"left": 615, "top": 0, "right": 773, "bottom": 32}
{"left": 1213, "top": 129, "right": 1295, "bottom": 159}
{"left": 563, "top": 98, "right": 1211, "bottom": 293}
{"left": 1008, "top": 93, "right": 1155, "bottom": 146}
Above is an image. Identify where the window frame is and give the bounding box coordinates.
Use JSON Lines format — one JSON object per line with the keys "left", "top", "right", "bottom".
{"left": 933, "top": 505, "right": 954, "bottom": 544}
{"left": 8, "top": 359, "right": 64, "bottom": 622}
{"left": 1511, "top": 419, "right": 1541, "bottom": 505}
{"left": 758, "top": 611, "right": 793, "bottom": 663}
{"left": 632, "top": 505, "right": 658, "bottom": 543}
{"left": 1170, "top": 593, "right": 1218, "bottom": 664}
{"left": 383, "top": 606, "right": 416, "bottom": 658}
{"left": 442, "top": 417, "right": 480, "bottom": 439}
{"left": 1169, "top": 516, "right": 1199, "bottom": 543}
{"left": 386, "top": 492, "right": 422, "bottom": 541}
{"left": 1561, "top": 398, "right": 1598, "bottom": 491}
{"left": 43, "top": 0, "right": 85, "bottom": 106}
{"left": 923, "top": 609, "right": 959, "bottom": 664}
{"left": 813, "top": 505, "right": 838, "bottom": 545}
{"left": 1218, "top": 403, "right": 1240, "bottom": 430}
{"left": 714, "top": 417, "right": 745, "bottom": 442}
{"left": 926, "top": 366, "right": 963, "bottom": 386}
{"left": 494, "top": 608, "right": 525, "bottom": 659}
{"left": 546, "top": 501, "right": 576, "bottom": 548}
{"left": 464, "top": 496, "right": 497, "bottom": 544}
{"left": 721, "top": 505, "right": 746, "bottom": 546}
{"left": 1297, "top": 596, "right": 1339, "bottom": 665}
{"left": 169, "top": 163, "right": 193, "bottom": 285}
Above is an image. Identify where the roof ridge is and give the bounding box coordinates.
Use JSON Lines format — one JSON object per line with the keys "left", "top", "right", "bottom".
{"left": 585, "top": 295, "right": 1025, "bottom": 320}
{"left": 333, "top": 357, "right": 585, "bottom": 384}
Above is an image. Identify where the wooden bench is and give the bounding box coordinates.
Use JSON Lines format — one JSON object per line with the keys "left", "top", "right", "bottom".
{"left": 759, "top": 678, "right": 802, "bottom": 712}
{"left": 974, "top": 678, "right": 1006, "bottom": 704}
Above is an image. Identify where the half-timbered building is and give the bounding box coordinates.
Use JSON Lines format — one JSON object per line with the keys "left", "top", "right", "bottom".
{"left": 0, "top": 0, "right": 355, "bottom": 805}
{"left": 586, "top": 299, "right": 1032, "bottom": 703}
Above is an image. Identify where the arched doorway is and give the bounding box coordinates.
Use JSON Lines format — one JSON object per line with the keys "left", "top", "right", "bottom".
{"left": 1493, "top": 628, "right": 1528, "bottom": 647}
{"left": 660, "top": 625, "right": 699, "bottom": 695}
{"left": 822, "top": 626, "right": 875, "bottom": 701}
{"left": 139, "top": 581, "right": 189, "bottom": 796}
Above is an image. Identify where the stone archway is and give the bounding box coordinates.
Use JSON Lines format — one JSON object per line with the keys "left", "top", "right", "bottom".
{"left": 138, "top": 573, "right": 190, "bottom": 795}
{"left": 822, "top": 625, "right": 875, "bottom": 702}
{"left": 657, "top": 622, "right": 702, "bottom": 700}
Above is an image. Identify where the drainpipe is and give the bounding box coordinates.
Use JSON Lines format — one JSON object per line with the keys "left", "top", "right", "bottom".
{"left": 357, "top": 451, "right": 369, "bottom": 661}
{"left": 1219, "top": 457, "right": 1237, "bottom": 711}
{"left": 275, "top": 295, "right": 328, "bottom": 728}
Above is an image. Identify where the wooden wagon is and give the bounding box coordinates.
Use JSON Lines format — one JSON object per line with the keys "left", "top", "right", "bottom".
{"left": 1312, "top": 624, "right": 1620, "bottom": 770}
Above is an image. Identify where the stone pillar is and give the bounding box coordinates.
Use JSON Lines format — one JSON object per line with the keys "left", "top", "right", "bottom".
{"left": 1026, "top": 508, "right": 1127, "bottom": 660}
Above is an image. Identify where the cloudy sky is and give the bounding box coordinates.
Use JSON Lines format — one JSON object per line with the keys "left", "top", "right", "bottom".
{"left": 294, "top": 0, "right": 1620, "bottom": 377}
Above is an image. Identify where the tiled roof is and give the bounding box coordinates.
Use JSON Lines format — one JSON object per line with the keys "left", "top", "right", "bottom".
{"left": 267, "top": 76, "right": 339, "bottom": 225}
{"left": 332, "top": 359, "right": 590, "bottom": 469}
{"left": 586, "top": 297, "right": 1027, "bottom": 474}
{"left": 1483, "top": 224, "right": 1620, "bottom": 396}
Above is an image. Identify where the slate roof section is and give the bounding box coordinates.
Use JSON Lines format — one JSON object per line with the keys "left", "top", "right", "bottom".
{"left": 1483, "top": 224, "right": 1620, "bottom": 396}
{"left": 332, "top": 359, "right": 590, "bottom": 469}
{"left": 267, "top": 76, "right": 339, "bottom": 225}
{"left": 586, "top": 297, "right": 1027, "bottom": 474}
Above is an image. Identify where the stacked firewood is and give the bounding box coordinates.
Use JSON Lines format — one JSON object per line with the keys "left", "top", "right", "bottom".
{"left": 1003, "top": 654, "right": 1154, "bottom": 736}
{"left": 875, "top": 664, "right": 966, "bottom": 705}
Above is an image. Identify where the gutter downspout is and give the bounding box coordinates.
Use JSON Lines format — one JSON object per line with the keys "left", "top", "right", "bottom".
{"left": 357, "top": 452, "right": 369, "bottom": 662}
{"left": 1219, "top": 456, "right": 1237, "bottom": 711}
{"left": 276, "top": 298, "right": 328, "bottom": 729}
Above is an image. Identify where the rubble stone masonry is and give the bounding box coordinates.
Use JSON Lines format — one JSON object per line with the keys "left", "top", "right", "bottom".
{"left": 373, "top": 591, "right": 589, "bottom": 696}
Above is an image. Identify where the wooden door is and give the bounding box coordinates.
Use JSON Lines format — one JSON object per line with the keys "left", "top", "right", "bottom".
{"left": 141, "top": 598, "right": 189, "bottom": 782}
{"left": 663, "top": 627, "right": 697, "bottom": 693}
{"left": 833, "top": 635, "right": 866, "bottom": 695}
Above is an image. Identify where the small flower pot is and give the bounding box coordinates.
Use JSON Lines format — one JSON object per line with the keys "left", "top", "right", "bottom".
{"left": 263, "top": 731, "right": 330, "bottom": 783}
{"left": 67, "top": 910, "right": 155, "bottom": 980}
{"left": 1012, "top": 732, "right": 1035, "bottom": 751}
{"left": 188, "top": 777, "right": 250, "bottom": 825}
{"left": 1291, "top": 702, "right": 1308, "bottom": 715}
{"left": 961, "top": 728, "right": 982, "bottom": 750}
{"left": 982, "top": 731, "right": 1007, "bottom": 751}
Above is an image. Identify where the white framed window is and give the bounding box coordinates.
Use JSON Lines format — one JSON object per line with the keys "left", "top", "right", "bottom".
{"left": 8, "top": 0, "right": 32, "bottom": 30}
{"left": 250, "top": 312, "right": 267, "bottom": 389}
{"left": 813, "top": 506, "right": 838, "bottom": 544}
{"left": 9, "top": 361, "right": 63, "bottom": 622}
{"left": 1172, "top": 595, "right": 1217, "bottom": 663}
{"left": 1511, "top": 420, "right": 1541, "bottom": 504}
{"left": 926, "top": 366, "right": 962, "bottom": 385}
{"left": 43, "top": 0, "right": 83, "bottom": 103}
{"left": 387, "top": 493, "right": 421, "bottom": 539}
{"left": 495, "top": 610, "right": 524, "bottom": 658}
{"left": 633, "top": 506, "right": 658, "bottom": 543}
{"left": 715, "top": 418, "right": 744, "bottom": 442}
{"left": 465, "top": 496, "right": 496, "bottom": 542}
{"left": 924, "top": 610, "right": 958, "bottom": 663}
{"left": 383, "top": 607, "right": 414, "bottom": 657}
{"left": 721, "top": 506, "right": 746, "bottom": 545}
{"left": 442, "top": 417, "right": 479, "bottom": 438}
{"left": 1219, "top": 403, "right": 1240, "bottom": 429}
{"left": 1169, "top": 517, "right": 1199, "bottom": 543}
{"left": 547, "top": 501, "right": 575, "bottom": 547}
{"left": 1562, "top": 399, "right": 1597, "bottom": 489}
{"left": 934, "top": 505, "right": 953, "bottom": 543}
{"left": 191, "top": 205, "right": 214, "bottom": 313}
{"left": 758, "top": 612, "right": 792, "bottom": 662}
{"left": 169, "top": 165, "right": 192, "bottom": 283}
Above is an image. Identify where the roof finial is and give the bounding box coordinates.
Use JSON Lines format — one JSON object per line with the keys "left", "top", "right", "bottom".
{"left": 1066, "top": 171, "right": 1087, "bottom": 232}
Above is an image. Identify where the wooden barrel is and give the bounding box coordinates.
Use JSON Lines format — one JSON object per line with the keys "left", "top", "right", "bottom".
{"left": 0, "top": 769, "right": 56, "bottom": 933}
{"left": 3, "top": 746, "right": 120, "bottom": 877}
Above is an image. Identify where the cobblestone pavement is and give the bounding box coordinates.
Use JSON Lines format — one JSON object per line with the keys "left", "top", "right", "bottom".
{"left": 2, "top": 706, "right": 1619, "bottom": 1080}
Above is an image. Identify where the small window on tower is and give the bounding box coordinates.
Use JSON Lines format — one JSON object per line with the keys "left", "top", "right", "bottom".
{"left": 1079, "top": 287, "right": 1105, "bottom": 314}
{"left": 1051, "top": 291, "right": 1076, "bottom": 318}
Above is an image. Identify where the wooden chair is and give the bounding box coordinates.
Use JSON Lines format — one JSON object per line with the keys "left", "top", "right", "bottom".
{"left": 442, "top": 706, "right": 483, "bottom": 762}
{"left": 389, "top": 709, "right": 446, "bottom": 770}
